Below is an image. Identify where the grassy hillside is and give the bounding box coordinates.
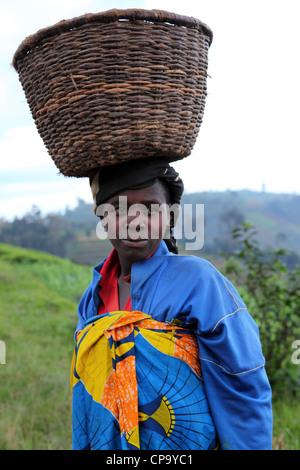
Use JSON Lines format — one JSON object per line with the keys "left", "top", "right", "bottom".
{"left": 0, "top": 243, "right": 91, "bottom": 449}
{"left": 0, "top": 243, "right": 299, "bottom": 449}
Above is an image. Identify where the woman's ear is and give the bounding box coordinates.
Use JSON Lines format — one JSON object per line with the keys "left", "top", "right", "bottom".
{"left": 98, "top": 215, "right": 108, "bottom": 232}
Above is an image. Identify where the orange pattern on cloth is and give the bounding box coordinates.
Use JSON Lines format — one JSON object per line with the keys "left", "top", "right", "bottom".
{"left": 71, "top": 311, "right": 216, "bottom": 450}
{"left": 101, "top": 311, "right": 202, "bottom": 445}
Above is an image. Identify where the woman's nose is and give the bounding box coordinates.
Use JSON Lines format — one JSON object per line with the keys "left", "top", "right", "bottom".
{"left": 127, "top": 210, "right": 147, "bottom": 227}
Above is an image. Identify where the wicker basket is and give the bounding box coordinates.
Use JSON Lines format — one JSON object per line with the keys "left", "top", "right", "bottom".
{"left": 13, "top": 9, "right": 213, "bottom": 177}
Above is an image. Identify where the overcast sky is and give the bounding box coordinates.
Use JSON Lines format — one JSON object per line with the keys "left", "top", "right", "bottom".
{"left": 1, "top": 0, "right": 299, "bottom": 220}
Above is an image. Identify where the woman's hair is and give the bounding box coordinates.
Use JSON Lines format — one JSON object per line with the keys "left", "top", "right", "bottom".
{"left": 157, "top": 179, "right": 179, "bottom": 254}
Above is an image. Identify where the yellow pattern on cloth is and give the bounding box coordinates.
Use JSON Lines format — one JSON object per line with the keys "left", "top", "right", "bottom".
{"left": 71, "top": 310, "right": 217, "bottom": 450}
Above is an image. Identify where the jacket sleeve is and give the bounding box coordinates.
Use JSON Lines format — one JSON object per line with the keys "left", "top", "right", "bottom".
{"left": 75, "top": 282, "right": 93, "bottom": 340}
{"left": 193, "top": 269, "right": 273, "bottom": 450}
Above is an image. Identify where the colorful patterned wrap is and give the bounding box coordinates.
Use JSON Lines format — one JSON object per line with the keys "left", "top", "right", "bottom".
{"left": 71, "top": 311, "right": 218, "bottom": 450}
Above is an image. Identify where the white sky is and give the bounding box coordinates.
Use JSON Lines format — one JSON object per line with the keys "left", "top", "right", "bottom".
{"left": 1, "top": 0, "right": 299, "bottom": 220}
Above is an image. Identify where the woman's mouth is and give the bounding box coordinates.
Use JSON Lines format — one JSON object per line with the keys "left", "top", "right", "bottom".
{"left": 121, "top": 239, "right": 149, "bottom": 248}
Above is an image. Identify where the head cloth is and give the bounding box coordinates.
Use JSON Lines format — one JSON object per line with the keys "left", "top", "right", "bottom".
{"left": 90, "top": 157, "right": 184, "bottom": 213}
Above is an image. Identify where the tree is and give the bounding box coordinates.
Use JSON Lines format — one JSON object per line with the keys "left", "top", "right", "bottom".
{"left": 215, "top": 207, "right": 245, "bottom": 253}
{"left": 0, "top": 206, "right": 75, "bottom": 258}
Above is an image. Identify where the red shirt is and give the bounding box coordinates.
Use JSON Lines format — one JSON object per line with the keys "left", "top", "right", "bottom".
{"left": 98, "top": 249, "right": 132, "bottom": 315}
{"left": 97, "top": 248, "right": 158, "bottom": 315}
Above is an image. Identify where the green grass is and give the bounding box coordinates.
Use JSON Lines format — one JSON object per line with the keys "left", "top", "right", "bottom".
{"left": 272, "top": 398, "right": 300, "bottom": 450}
{"left": 0, "top": 243, "right": 299, "bottom": 450}
{"left": 0, "top": 243, "right": 92, "bottom": 449}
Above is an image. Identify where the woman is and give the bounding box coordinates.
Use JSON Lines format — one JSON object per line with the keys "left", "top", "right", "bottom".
{"left": 71, "top": 158, "right": 272, "bottom": 450}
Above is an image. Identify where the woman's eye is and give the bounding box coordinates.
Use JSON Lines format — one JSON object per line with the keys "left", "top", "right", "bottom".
{"left": 113, "top": 204, "right": 161, "bottom": 216}
{"left": 115, "top": 206, "right": 125, "bottom": 215}
{"left": 140, "top": 206, "right": 155, "bottom": 216}
{"left": 148, "top": 205, "right": 160, "bottom": 214}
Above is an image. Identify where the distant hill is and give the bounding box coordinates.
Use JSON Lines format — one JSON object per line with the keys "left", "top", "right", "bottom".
{"left": 65, "top": 190, "right": 300, "bottom": 266}
{"left": 0, "top": 243, "right": 91, "bottom": 449}
{"left": 181, "top": 190, "right": 300, "bottom": 256}
{"left": 0, "top": 190, "right": 299, "bottom": 267}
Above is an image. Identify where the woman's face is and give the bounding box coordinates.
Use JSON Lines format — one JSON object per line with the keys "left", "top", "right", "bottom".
{"left": 100, "top": 181, "right": 169, "bottom": 267}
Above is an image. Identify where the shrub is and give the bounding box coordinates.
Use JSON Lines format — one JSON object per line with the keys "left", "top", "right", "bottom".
{"left": 223, "top": 222, "right": 300, "bottom": 396}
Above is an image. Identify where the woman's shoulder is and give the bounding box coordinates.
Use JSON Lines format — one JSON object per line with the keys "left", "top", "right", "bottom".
{"left": 167, "top": 252, "right": 219, "bottom": 274}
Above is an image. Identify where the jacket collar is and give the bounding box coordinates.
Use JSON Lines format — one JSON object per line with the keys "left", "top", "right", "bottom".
{"left": 91, "top": 240, "right": 170, "bottom": 300}
{"left": 93, "top": 240, "right": 169, "bottom": 275}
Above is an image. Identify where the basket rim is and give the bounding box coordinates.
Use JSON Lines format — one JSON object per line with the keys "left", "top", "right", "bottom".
{"left": 12, "top": 8, "right": 213, "bottom": 71}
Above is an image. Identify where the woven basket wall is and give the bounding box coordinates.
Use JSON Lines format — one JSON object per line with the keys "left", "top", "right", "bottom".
{"left": 13, "top": 9, "right": 213, "bottom": 177}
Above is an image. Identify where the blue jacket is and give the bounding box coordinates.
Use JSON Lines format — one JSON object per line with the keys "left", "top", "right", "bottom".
{"left": 75, "top": 241, "right": 273, "bottom": 450}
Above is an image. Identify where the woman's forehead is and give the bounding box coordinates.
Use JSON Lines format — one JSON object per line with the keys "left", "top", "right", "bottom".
{"left": 105, "top": 181, "right": 167, "bottom": 204}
